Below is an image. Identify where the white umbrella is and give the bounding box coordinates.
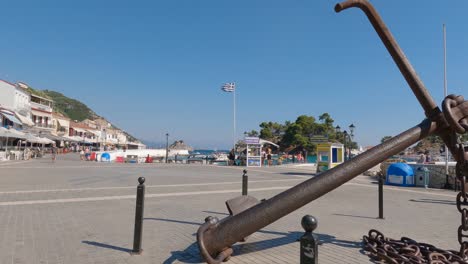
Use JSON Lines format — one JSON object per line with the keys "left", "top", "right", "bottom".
{"left": 0, "top": 127, "right": 26, "bottom": 152}
{"left": 24, "top": 134, "right": 42, "bottom": 144}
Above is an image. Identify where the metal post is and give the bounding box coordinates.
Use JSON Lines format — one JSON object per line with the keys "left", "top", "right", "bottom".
{"left": 132, "top": 177, "right": 145, "bottom": 254}
{"left": 378, "top": 174, "right": 384, "bottom": 219}
{"left": 165, "top": 133, "right": 169, "bottom": 163}
{"left": 242, "top": 169, "right": 248, "bottom": 196}
{"left": 343, "top": 132, "right": 347, "bottom": 161}
{"left": 300, "top": 215, "right": 318, "bottom": 264}
{"left": 422, "top": 167, "right": 429, "bottom": 189}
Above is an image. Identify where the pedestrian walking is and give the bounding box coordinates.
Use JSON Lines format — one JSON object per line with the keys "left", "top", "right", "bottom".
{"left": 51, "top": 145, "right": 57, "bottom": 163}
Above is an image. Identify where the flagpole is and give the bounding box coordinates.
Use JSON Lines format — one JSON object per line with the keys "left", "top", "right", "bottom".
{"left": 443, "top": 24, "right": 449, "bottom": 178}
{"left": 233, "top": 82, "right": 236, "bottom": 149}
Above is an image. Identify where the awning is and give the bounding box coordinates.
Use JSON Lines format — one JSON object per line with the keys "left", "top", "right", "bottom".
{"left": 23, "top": 134, "right": 42, "bottom": 143}
{"left": 42, "top": 133, "right": 67, "bottom": 141}
{"left": 72, "top": 127, "right": 86, "bottom": 133}
{"left": 0, "top": 127, "right": 26, "bottom": 139}
{"left": 259, "top": 139, "right": 279, "bottom": 148}
{"left": 14, "top": 113, "right": 35, "bottom": 126}
{"left": 86, "top": 130, "right": 99, "bottom": 136}
{"left": 63, "top": 136, "right": 79, "bottom": 142}
{"left": 39, "top": 137, "right": 55, "bottom": 144}
{"left": 0, "top": 111, "right": 22, "bottom": 125}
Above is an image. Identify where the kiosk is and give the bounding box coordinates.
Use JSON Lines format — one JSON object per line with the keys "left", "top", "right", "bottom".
{"left": 316, "top": 142, "right": 344, "bottom": 172}
{"left": 245, "top": 137, "right": 261, "bottom": 167}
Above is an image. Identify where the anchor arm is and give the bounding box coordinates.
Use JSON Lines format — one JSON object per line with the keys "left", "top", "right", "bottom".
{"left": 335, "top": 0, "right": 439, "bottom": 119}
{"left": 335, "top": 0, "right": 468, "bottom": 161}
{"left": 197, "top": 2, "right": 468, "bottom": 262}
{"left": 198, "top": 119, "right": 437, "bottom": 261}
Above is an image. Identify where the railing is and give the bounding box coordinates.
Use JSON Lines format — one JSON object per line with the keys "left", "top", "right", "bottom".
{"left": 30, "top": 102, "right": 52, "bottom": 113}
{"left": 34, "top": 123, "right": 54, "bottom": 129}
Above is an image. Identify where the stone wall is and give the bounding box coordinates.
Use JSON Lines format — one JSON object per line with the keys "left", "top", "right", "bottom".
{"left": 381, "top": 162, "right": 456, "bottom": 189}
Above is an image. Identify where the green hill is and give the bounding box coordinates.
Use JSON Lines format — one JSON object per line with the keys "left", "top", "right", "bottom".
{"left": 26, "top": 87, "right": 97, "bottom": 121}
{"left": 26, "top": 86, "right": 140, "bottom": 143}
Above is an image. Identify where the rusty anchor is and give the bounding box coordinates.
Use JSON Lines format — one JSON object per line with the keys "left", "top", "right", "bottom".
{"left": 197, "top": 1, "right": 468, "bottom": 263}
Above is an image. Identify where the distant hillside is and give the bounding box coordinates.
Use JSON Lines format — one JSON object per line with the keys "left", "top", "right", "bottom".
{"left": 27, "top": 87, "right": 97, "bottom": 121}
{"left": 26, "top": 86, "right": 140, "bottom": 143}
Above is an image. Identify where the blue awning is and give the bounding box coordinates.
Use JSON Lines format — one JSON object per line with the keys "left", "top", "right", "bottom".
{"left": 1, "top": 111, "right": 22, "bottom": 125}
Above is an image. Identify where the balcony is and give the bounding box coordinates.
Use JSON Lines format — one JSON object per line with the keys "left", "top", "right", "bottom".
{"left": 31, "top": 102, "right": 52, "bottom": 113}
{"left": 34, "top": 123, "right": 54, "bottom": 129}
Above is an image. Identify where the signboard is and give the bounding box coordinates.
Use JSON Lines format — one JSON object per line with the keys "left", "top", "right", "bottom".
{"left": 244, "top": 137, "right": 260, "bottom": 144}
{"left": 309, "top": 135, "right": 328, "bottom": 143}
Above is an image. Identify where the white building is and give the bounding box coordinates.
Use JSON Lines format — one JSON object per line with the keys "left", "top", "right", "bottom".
{"left": 52, "top": 112, "right": 70, "bottom": 136}
{"left": 30, "top": 94, "right": 54, "bottom": 131}
{"left": 0, "top": 80, "right": 34, "bottom": 127}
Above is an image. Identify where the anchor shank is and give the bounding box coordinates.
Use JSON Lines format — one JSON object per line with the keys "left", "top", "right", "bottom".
{"left": 200, "top": 119, "right": 437, "bottom": 257}
{"left": 335, "top": 0, "right": 439, "bottom": 118}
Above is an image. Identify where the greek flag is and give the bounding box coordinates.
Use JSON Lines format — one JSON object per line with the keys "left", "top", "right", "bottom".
{"left": 221, "top": 82, "right": 235, "bottom": 92}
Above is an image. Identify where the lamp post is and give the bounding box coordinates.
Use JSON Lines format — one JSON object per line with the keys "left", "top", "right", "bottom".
{"left": 343, "top": 131, "right": 350, "bottom": 160}
{"left": 102, "top": 129, "right": 106, "bottom": 151}
{"left": 348, "top": 124, "right": 355, "bottom": 159}
{"left": 165, "top": 133, "right": 169, "bottom": 163}
{"left": 335, "top": 124, "right": 356, "bottom": 161}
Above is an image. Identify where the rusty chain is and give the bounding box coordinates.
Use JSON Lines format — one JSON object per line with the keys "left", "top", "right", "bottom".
{"left": 362, "top": 94, "right": 468, "bottom": 263}
{"left": 456, "top": 143, "right": 468, "bottom": 261}
{"left": 362, "top": 229, "right": 467, "bottom": 263}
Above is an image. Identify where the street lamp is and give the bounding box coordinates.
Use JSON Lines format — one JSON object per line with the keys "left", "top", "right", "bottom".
{"left": 343, "top": 130, "right": 351, "bottom": 161}
{"left": 165, "top": 133, "right": 169, "bottom": 163}
{"left": 349, "top": 124, "right": 355, "bottom": 138}
{"left": 335, "top": 125, "right": 341, "bottom": 133}
{"left": 335, "top": 124, "right": 356, "bottom": 161}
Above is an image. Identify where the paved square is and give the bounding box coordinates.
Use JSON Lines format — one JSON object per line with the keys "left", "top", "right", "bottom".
{"left": 0, "top": 154, "right": 461, "bottom": 263}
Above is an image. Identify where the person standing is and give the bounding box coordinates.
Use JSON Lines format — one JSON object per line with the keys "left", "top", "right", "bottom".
{"left": 51, "top": 145, "right": 57, "bottom": 163}
{"left": 418, "top": 152, "right": 426, "bottom": 164}
{"left": 261, "top": 149, "right": 266, "bottom": 166}
{"left": 267, "top": 148, "right": 272, "bottom": 167}
{"left": 228, "top": 149, "right": 235, "bottom": 166}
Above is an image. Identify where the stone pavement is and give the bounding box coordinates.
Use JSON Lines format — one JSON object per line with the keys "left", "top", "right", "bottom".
{"left": 0, "top": 153, "right": 461, "bottom": 263}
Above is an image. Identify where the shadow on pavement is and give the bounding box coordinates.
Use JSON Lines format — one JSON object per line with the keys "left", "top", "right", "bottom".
{"left": 333, "top": 213, "right": 379, "bottom": 220}
{"left": 150, "top": 216, "right": 362, "bottom": 263}
{"left": 82, "top": 240, "right": 131, "bottom": 253}
{"left": 234, "top": 231, "right": 361, "bottom": 257}
{"left": 144, "top": 217, "right": 202, "bottom": 226}
{"left": 162, "top": 244, "right": 202, "bottom": 264}
{"left": 280, "top": 172, "right": 316, "bottom": 176}
{"left": 201, "top": 210, "right": 229, "bottom": 216}
{"left": 409, "top": 198, "right": 455, "bottom": 205}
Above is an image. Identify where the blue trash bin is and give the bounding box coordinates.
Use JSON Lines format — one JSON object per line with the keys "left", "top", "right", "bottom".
{"left": 101, "top": 152, "right": 111, "bottom": 162}
{"left": 386, "top": 163, "right": 415, "bottom": 187}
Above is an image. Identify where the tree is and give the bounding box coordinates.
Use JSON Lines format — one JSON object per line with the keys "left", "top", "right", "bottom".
{"left": 244, "top": 130, "right": 259, "bottom": 137}
{"left": 251, "top": 113, "right": 344, "bottom": 153}
{"left": 381, "top": 136, "right": 392, "bottom": 143}
{"left": 319, "top": 113, "right": 334, "bottom": 127}
{"left": 259, "top": 122, "right": 287, "bottom": 144}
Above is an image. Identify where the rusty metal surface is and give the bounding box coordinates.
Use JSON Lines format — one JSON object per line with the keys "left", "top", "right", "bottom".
{"left": 198, "top": 120, "right": 437, "bottom": 261}
{"left": 225, "top": 195, "right": 259, "bottom": 216}
{"left": 362, "top": 229, "right": 466, "bottom": 263}
{"left": 197, "top": 0, "right": 468, "bottom": 262}
{"left": 335, "top": 0, "right": 438, "bottom": 120}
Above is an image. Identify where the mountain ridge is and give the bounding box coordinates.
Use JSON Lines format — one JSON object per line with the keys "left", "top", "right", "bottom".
{"left": 26, "top": 86, "right": 140, "bottom": 143}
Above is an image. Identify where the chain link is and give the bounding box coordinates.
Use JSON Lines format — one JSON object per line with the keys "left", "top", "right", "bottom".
{"left": 456, "top": 143, "right": 468, "bottom": 260}
{"left": 362, "top": 146, "right": 468, "bottom": 263}
{"left": 362, "top": 229, "right": 467, "bottom": 263}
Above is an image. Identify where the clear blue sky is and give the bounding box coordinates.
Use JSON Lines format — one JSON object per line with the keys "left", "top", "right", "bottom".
{"left": 1, "top": 0, "right": 467, "bottom": 149}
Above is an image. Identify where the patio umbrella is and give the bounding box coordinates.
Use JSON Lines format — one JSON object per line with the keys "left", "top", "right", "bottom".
{"left": 0, "top": 127, "right": 26, "bottom": 152}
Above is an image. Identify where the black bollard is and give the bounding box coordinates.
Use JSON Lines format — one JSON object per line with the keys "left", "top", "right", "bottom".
{"left": 242, "top": 169, "right": 248, "bottom": 196}
{"left": 300, "top": 215, "right": 318, "bottom": 264}
{"left": 132, "top": 177, "right": 145, "bottom": 254}
{"left": 378, "top": 175, "right": 384, "bottom": 219}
